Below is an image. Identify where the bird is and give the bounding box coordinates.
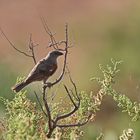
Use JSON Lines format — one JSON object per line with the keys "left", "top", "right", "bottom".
{"left": 12, "top": 50, "right": 63, "bottom": 93}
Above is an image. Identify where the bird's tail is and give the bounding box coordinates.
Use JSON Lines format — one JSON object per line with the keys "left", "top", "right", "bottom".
{"left": 12, "top": 81, "right": 28, "bottom": 93}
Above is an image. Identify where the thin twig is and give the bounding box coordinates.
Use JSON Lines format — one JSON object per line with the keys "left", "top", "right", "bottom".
{"left": 66, "top": 66, "right": 80, "bottom": 101}
{"left": 69, "top": 89, "right": 78, "bottom": 101}
{"left": 64, "top": 85, "right": 77, "bottom": 107}
{"left": 54, "top": 99, "right": 79, "bottom": 123}
{"left": 55, "top": 113, "right": 92, "bottom": 130}
{"left": 34, "top": 91, "right": 48, "bottom": 118}
{"left": 0, "top": 27, "right": 32, "bottom": 57}
{"left": 0, "top": 27, "right": 37, "bottom": 65}
{"left": 28, "top": 34, "right": 37, "bottom": 64}
{"left": 53, "top": 78, "right": 80, "bottom": 124}
{"left": 56, "top": 115, "right": 91, "bottom": 128}
{"left": 43, "top": 87, "right": 52, "bottom": 125}
{"left": 48, "top": 40, "right": 66, "bottom": 48}
{"left": 40, "top": 17, "right": 59, "bottom": 50}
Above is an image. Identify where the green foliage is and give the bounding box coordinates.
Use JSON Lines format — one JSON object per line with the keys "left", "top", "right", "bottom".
{"left": 1, "top": 92, "right": 46, "bottom": 140}
{"left": 109, "top": 89, "right": 140, "bottom": 121}
{"left": 0, "top": 89, "right": 98, "bottom": 140}
{"left": 16, "top": 76, "right": 26, "bottom": 84}
{"left": 119, "top": 128, "right": 135, "bottom": 140}
{"left": 58, "top": 88, "right": 106, "bottom": 139}
{"left": 92, "top": 59, "right": 140, "bottom": 121}
{"left": 1, "top": 59, "right": 140, "bottom": 139}
{"left": 96, "top": 133, "right": 104, "bottom": 140}
{"left": 50, "top": 91, "right": 95, "bottom": 139}
{"left": 95, "top": 129, "right": 135, "bottom": 140}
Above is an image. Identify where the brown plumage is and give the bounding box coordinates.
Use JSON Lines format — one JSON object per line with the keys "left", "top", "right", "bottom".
{"left": 12, "top": 50, "right": 63, "bottom": 93}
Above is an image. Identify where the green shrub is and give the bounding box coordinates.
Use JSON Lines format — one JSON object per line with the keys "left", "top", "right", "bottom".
{"left": 1, "top": 59, "right": 140, "bottom": 139}
{"left": 1, "top": 92, "right": 46, "bottom": 140}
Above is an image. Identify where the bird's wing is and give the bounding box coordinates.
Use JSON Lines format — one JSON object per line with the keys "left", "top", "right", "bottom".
{"left": 25, "top": 59, "right": 47, "bottom": 82}
{"left": 25, "top": 58, "right": 57, "bottom": 83}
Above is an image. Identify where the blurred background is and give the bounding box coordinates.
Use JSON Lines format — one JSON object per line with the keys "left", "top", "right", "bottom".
{"left": 0, "top": 0, "right": 140, "bottom": 139}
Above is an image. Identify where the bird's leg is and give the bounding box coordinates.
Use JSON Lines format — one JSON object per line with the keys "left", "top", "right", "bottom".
{"left": 43, "top": 79, "right": 52, "bottom": 89}
{"left": 42, "top": 79, "right": 47, "bottom": 91}
{"left": 46, "top": 82, "right": 52, "bottom": 88}
{"left": 43, "top": 79, "right": 47, "bottom": 84}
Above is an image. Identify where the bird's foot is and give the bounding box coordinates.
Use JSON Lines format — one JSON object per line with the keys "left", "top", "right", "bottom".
{"left": 43, "top": 82, "right": 52, "bottom": 88}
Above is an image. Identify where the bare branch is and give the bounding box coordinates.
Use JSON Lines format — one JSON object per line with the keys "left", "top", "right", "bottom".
{"left": 55, "top": 102, "right": 79, "bottom": 122}
{"left": 0, "top": 27, "right": 37, "bottom": 65}
{"left": 34, "top": 91, "right": 48, "bottom": 118}
{"left": 53, "top": 77, "right": 80, "bottom": 125}
{"left": 42, "top": 86, "right": 52, "bottom": 136}
{"left": 44, "top": 78, "right": 80, "bottom": 137}
{"left": 48, "top": 40, "right": 66, "bottom": 48}
{"left": 66, "top": 66, "right": 80, "bottom": 101}
{"left": 40, "top": 17, "right": 59, "bottom": 50}
{"left": 56, "top": 114, "right": 92, "bottom": 128}
{"left": 0, "top": 27, "right": 32, "bottom": 57}
{"left": 28, "top": 34, "right": 37, "bottom": 64}
{"left": 64, "top": 85, "right": 77, "bottom": 107}
{"left": 69, "top": 89, "right": 78, "bottom": 101}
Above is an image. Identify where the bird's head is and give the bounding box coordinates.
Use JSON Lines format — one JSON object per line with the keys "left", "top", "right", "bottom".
{"left": 49, "top": 50, "right": 63, "bottom": 58}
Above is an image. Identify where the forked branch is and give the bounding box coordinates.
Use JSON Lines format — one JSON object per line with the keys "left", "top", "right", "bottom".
{"left": 0, "top": 27, "right": 37, "bottom": 64}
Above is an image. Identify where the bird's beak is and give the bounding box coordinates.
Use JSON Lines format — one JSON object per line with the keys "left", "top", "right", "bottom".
{"left": 58, "top": 51, "right": 63, "bottom": 56}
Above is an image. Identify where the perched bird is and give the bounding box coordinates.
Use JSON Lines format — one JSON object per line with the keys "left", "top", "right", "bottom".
{"left": 12, "top": 50, "right": 63, "bottom": 92}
